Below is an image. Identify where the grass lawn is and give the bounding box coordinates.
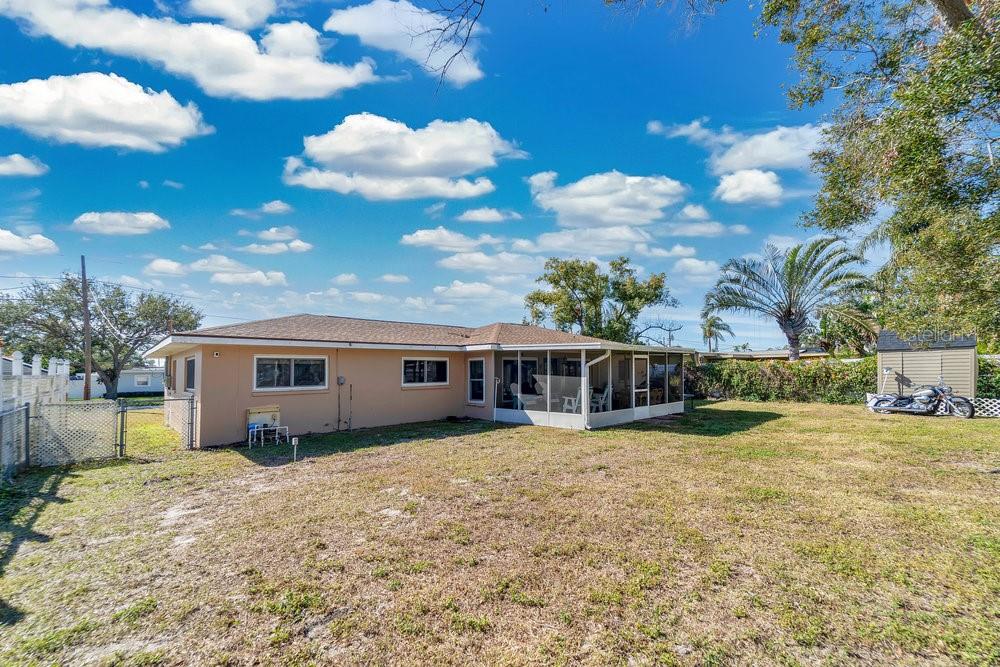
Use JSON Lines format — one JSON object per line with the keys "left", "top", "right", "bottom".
{"left": 1, "top": 402, "right": 998, "bottom": 666}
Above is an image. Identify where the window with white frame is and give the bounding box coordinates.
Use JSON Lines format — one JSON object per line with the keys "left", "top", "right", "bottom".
{"left": 184, "top": 357, "right": 196, "bottom": 391}
{"left": 134, "top": 374, "right": 151, "bottom": 387}
{"left": 468, "top": 358, "right": 485, "bottom": 403}
{"left": 402, "top": 358, "right": 449, "bottom": 386}
{"left": 254, "top": 356, "right": 327, "bottom": 391}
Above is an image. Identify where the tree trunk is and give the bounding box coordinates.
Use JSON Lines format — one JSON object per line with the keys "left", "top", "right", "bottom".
{"left": 930, "top": 0, "right": 976, "bottom": 30}
{"left": 787, "top": 334, "right": 801, "bottom": 361}
{"left": 98, "top": 369, "right": 120, "bottom": 400}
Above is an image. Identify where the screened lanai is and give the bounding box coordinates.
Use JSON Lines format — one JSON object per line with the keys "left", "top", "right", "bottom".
{"left": 491, "top": 344, "right": 691, "bottom": 429}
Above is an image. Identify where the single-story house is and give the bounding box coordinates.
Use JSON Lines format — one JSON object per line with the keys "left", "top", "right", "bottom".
{"left": 876, "top": 330, "right": 977, "bottom": 396}
{"left": 67, "top": 367, "right": 166, "bottom": 399}
{"left": 144, "top": 314, "right": 694, "bottom": 447}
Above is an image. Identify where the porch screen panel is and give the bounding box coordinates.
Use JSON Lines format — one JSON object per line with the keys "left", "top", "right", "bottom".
{"left": 610, "top": 353, "right": 632, "bottom": 411}
{"left": 548, "top": 351, "right": 582, "bottom": 414}
{"left": 587, "top": 350, "right": 611, "bottom": 413}
{"left": 667, "top": 353, "right": 683, "bottom": 402}
{"left": 495, "top": 351, "right": 515, "bottom": 409}
{"left": 649, "top": 353, "right": 667, "bottom": 405}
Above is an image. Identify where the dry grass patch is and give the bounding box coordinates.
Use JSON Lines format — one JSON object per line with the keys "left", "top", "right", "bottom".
{"left": 1, "top": 403, "right": 998, "bottom": 665}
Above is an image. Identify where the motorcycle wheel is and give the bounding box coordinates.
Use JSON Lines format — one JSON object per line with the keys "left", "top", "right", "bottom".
{"left": 950, "top": 398, "right": 975, "bottom": 419}
{"left": 872, "top": 398, "right": 895, "bottom": 415}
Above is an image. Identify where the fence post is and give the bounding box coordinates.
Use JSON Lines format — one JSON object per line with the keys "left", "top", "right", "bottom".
{"left": 23, "top": 402, "right": 30, "bottom": 469}
{"left": 117, "top": 400, "right": 127, "bottom": 458}
{"left": 188, "top": 396, "right": 195, "bottom": 450}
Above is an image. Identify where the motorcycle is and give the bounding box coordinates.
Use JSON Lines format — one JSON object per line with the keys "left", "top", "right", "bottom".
{"left": 867, "top": 371, "right": 975, "bottom": 418}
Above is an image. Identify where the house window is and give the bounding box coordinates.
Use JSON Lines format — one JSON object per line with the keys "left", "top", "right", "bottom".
{"left": 134, "top": 374, "right": 151, "bottom": 387}
{"left": 254, "top": 356, "right": 327, "bottom": 391}
{"left": 402, "top": 358, "right": 449, "bottom": 386}
{"left": 468, "top": 358, "right": 485, "bottom": 403}
{"left": 184, "top": 358, "right": 196, "bottom": 391}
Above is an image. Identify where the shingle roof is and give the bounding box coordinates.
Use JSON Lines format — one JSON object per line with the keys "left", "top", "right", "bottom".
{"left": 876, "top": 330, "right": 977, "bottom": 351}
{"left": 179, "top": 314, "right": 604, "bottom": 347}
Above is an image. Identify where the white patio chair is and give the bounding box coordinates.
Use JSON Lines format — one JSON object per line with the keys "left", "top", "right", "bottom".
{"left": 562, "top": 387, "right": 582, "bottom": 413}
{"left": 590, "top": 385, "right": 610, "bottom": 413}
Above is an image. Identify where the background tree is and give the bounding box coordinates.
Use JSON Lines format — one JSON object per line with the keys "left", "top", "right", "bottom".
{"left": 525, "top": 256, "right": 677, "bottom": 343}
{"left": 700, "top": 314, "right": 734, "bottom": 352}
{"left": 703, "top": 238, "right": 869, "bottom": 360}
{"left": 0, "top": 276, "right": 202, "bottom": 398}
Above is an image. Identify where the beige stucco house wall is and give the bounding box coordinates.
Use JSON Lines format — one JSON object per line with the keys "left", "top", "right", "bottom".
{"left": 165, "top": 345, "right": 498, "bottom": 447}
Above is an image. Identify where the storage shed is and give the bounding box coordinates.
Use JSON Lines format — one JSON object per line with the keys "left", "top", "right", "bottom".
{"left": 876, "top": 331, "right": 978, "bottom": 397}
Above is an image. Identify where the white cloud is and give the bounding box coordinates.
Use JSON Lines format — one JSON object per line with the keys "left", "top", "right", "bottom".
{"left": 710, "top": 124, "right": 824, "bottom": 175}
{"left": 456, "top": 207, "right": 522, "bottom": 223}
{"left": 765, "top": 234, "right": 802, "bottom": 251}
{"left": 162, "top": 179, "right": 184, "bottom": 189}
{"left": 714, "top": 169, "right": 784, "bottom": 205}
{"left": 379, "top": 273, "right": 410, "bottom": 283}
{"left": 157, "top": 253, "right": 287, "bottom": 286}
{"left": 528, "top": 170, "right": 687, "bottom": 228}
{"left": 138, "top": 180, "right": 150, "bottom": 189}
{"left": 0, "top": 154, "right": 48, "bottom": 177}
{"left": 400, "top": 226, "right": 501, "bottom": 252}
{"left": 662, "top": 221, "right": 751, "bottom": 237}
{"left": 679, "top": 204, "right": 710, "bottom": 220}
{"left": 239, "top": 239, "right": 313, "bottom": 254}
{"left": 189, "top": 254, "right": 250, "bottom": 273}
{"left": 673, "top": 257, "right": 721, "bottom": 286}
{"left": 331, "top": 272, "right": 359, "bottom": 285}
{"left": 350, "top": 290, "right": 393, "bottom": 303}
{"left": 437, "top": 251, "right": 543, "bottom": 274}
{"left": 72, "top": 211, "right": 170, "bottom": 236}
{"left": 211, "top": 270, "right": 287, "bottom": 286}
{"left": 514, "top": 226, "right": 652, "bottom": 256}
{"left": 283, "top": 112, "right": 525, "bottom": 200}
{"left": 231, "top": 200, "right": 294, "bottom": 218}
{"left": 325, "top": 0, "right": 484, "bottom": 87}
{"left": 260, "top": 200, "right": 292, "bottom": 215}
{"left": 143, "top": 258, "right": 188, "bottom": 276}
{"left": 649, "top": 117, "right": 740, "bottom": 149}
{"left": 634, "top": 243, "right": 696, "bottom": 259}
{"left": 0, "top": 72, "right": 211, "bottom": 152}
{"left": 257, "top": 225, "right": 297, "bottom": 240}
{"left": 424, "top": 201, "right": 445, "bottom": 217}
{"left": 0, "top": 1, "right": 379, "bottom": 101}
{"left": 433, "top": 280, "right": 514, "bottom": 301}
{"left": 653, "top": 118, "right": 825, "bottom": 177}
{"left": 0, "top": 227, "right": 57, "bottom": 254}
{"left": 260, "top": 21, "right": 324, "bottom": 59}
{"left": 187, "top": 0, "right": 276, "bottom": 29}
{"left": 198, "top": 242, "right": 219, "bottom": 251}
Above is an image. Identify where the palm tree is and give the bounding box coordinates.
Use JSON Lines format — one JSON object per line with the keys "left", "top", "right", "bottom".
{"left": 703, "top": 237, "right": 869, "bottom": 360}
{"left": 700, "top": 314, "right": 734, "bottom": 352}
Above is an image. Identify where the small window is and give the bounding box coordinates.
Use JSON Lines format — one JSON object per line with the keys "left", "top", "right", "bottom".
{"left": 134, "top": 374, "right": 151, "bottom": 387}
{"left": 402, "top": 358, "right": 449, "bottom": 386}
{"left": 184, "top": 358, "right": 196, "bottom": 391}
{"left": 254, "top": 356, "right": 327, "bottom": 391}
{"left": 468, "top": 358, "right": 485, "bottom": 403}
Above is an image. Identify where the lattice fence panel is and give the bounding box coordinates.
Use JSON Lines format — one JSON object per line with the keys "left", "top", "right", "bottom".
{"left": 30, "top": 400, "right": 118, "bottom": 467}
{"left": 973, "top": 398, "right": 1000, "bottom": 418}
{"left": 1, "top": 405, "right": 28, "bottom": 481}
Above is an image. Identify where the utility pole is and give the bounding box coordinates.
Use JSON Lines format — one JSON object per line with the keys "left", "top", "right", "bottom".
{"left": 81, "top": 255, "right": 92, "bottom": 401}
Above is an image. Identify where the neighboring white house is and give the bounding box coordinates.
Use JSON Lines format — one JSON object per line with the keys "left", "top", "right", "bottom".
{"left": 68, "top": 367, "right": 165, "bottom": 399}
{"left": 2, "top": 355, "right": 36, "bottom": 376}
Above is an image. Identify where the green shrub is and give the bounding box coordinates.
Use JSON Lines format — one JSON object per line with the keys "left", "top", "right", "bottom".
{"left": 687, "top": 357, "right": 877, "bottom": 404}
{"left": 978, "top": 358, "right": 1000, "bottom": 397}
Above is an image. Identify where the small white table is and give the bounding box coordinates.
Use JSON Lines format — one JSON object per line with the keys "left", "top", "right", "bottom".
{"left": 248, "top": 425, "right": 289, "bottom": 448}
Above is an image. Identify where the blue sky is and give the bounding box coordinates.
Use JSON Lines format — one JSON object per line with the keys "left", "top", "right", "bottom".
{"left": 0, "top": 0, "right": 838, "bottom": 350}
